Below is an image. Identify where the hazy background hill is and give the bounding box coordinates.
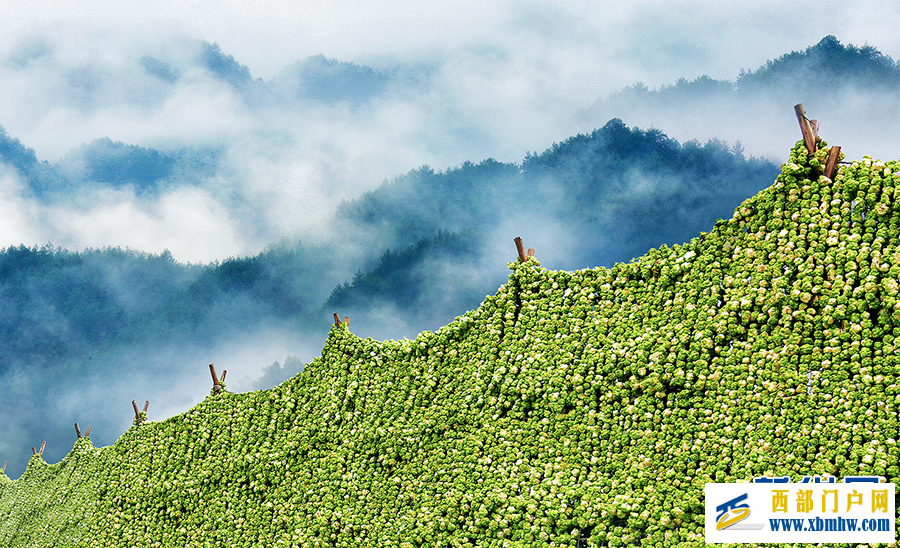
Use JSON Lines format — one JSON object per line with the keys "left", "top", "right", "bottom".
{"left": 580, "top": 36, "right": 899, "bottom": 163}
{"left": 0, "top": 35, "right": 896, "bottom": 478}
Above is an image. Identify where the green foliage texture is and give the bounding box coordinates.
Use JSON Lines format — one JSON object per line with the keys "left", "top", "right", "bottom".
{"left": 1, "top": 139, "right": 898, "bottom": 547}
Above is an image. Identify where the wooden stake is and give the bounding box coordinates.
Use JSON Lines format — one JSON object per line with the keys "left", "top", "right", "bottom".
{"left": 514, "top": 237, "right": 527, "bottom": 262}
{"left": 132, "top": 400, "right": 140, "bottom": 420}
{"left": 143, "top": 401, "right": 149, "bottom": 413}
{"left": 333, "top": 312, "right": 341, "bottom": 327}
{"left": 794, "top": 104, "right": 818, "bottom": 155}
{"left": 2, "top": 461, "right": 6, "bottom": 473}
{"left": 824, "top": 146, "right": 841, "bottom": 180}
{"left": 527, "top": 248, "right": 535, "bottom": 258}
{"left": 39, "top": 442, "right": 45, "bottom": 457}
{"left": 209, "top": 364, "right": 220, "bottom": 387}
{"left": 220, "top": 370, "right": 227, "bottom": 383}
{"left": 343, "top": 316, "right": 350, "bottom": 327}
{"left": 75, "top": 423, "right": 82, "bottom": 439}
{"left": 85, "top": 427, "right": 92, "bottom": 438}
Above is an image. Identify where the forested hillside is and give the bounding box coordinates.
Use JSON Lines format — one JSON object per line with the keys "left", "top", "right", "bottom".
{"left": 582, "top": 36, "right": 898, "bottom": 162}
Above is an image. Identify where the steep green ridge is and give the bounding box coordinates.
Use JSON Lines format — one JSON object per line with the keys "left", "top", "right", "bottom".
{"left": 1, "top": 139, "right": 898, "bottom": 547}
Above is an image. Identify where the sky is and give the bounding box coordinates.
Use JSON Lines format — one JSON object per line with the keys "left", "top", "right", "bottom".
{"left": 0, "top": 0, "right": 897, "bottom": 264}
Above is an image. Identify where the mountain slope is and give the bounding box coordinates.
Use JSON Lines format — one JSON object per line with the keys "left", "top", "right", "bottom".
{"left": 333, "top": 119, "right": 777, "bottom": 269}
{"left": 736, "top": 35, "right": 899, "bottom": 92}
{"left": 581, "top": 36, "right": 899, "bottom": 162}
{"left": 1, "top": 137, "right": 897, "bottom": 547}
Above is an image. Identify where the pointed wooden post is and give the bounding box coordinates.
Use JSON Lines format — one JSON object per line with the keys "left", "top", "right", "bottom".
{"left": 824, "top": 146, "right": 841, "bottom": 179}
{"left": 31, "top": 442, "right": 47, "bottom": 457}
{"left": 514, "top": 237, "right": 527, "bottom": 262}
{"left": 75, "top": 423, "right": 82, "bottom": 439}
{"left": 332, "top": 312, "right": 349, "bottom": 328}
{"left": 210, "top": 364, "right": 224, "bottom": 394}
{"left": 133, "top": 400, "right": 148, "bottom": 423}
{"left": 794, "top": 103, "right": 818, "bottom": 155}
{"left": 85, "top": 426, "right": 92, "bottom": 438}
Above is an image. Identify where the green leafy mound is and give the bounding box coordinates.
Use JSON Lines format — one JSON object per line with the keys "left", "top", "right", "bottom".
{"left": 0, "top": 438, "right": 108, "bottom": 546}
{"left": 1, "top": 140, "right": 898, "bottom": 547}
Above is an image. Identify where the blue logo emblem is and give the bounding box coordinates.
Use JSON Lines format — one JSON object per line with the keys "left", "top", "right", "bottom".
{"left": 716, "top": 493, "right": 751, "bottom": 530}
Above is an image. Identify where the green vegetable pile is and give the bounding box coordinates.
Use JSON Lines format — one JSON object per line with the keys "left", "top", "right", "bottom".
{"left": 1, "top": 138, "right": 898, "bottom": 547}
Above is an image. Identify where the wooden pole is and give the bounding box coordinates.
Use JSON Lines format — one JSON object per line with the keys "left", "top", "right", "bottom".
{"left": 333, "top": 312, "right": 341, "bottom": 327}
{"left": 527, "top": 248, "right": 535, "bottom": 258}
{"left": 824, "top": 146, "right": 841, "bottom": 179}
{"left": 132, "top": 400, "right": 140, "bottom": 420}
{"left": 75, "top": 423, "right": 82, "bottom": 439}
{"left": 2, "top": 461, "right": 6, "bottom": 473}
{"left": 85, "top": 426, "right": 92, "bottom": 437}
{"left": 220, "top": 370, "right": 227, "bottom": 383}
{"left": 343, "top": 316, "right": 350, "bottom": 328}
{"left": 514, "top": 237, "right": 527, "bottom": 262}
{"left": 143, "top": 401, "right": 149, "bottom": 413}
{"left": 39, "top": 441, "right": 45, "bottom": 457}
{"left": 209, "top": 364, "right": 220, "bottom": 387}
{"left": 794, "top": 104, "right": 818, "bottom": 155}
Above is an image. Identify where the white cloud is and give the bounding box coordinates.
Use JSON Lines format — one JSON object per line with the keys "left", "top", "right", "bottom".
{"left": 0, "top": 167, "right": 41, "bottom": 246}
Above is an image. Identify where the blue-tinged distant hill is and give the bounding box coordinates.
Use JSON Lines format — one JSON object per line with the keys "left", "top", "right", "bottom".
{"left": 196, "top": 41, "right": 272, "bottom": 104}
{"left": 333, "top": 119, "right": 776, "bottom": 271}
{"left": 736, "top": 35, "right": 899, "bottom": 92}
{"left": 271, "top": 54, "right": 396, "bottom": 105}
{"left": 56, "top": 138, "right": 176, "bottom": 192}
{"left": 0, "top": 127, "right": 222, "bottom": 197}
{"left": 587, "top": 36, "right": 899, "bottom": 114}
{"left": 0, "top": 127, "right": 66, "bottom": 196}
{"left": 159, "top": 40, "right": 425, "bottom": 107}
{"left": 581, "top": 36, "right": 899, "bottom": 161}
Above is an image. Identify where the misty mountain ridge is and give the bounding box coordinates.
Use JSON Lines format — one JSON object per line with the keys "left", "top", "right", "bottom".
{"left": 0, "top": 129, "right": 223, "bottom": 199}
{"left": 56, "top": 138, "right": 177, "bottom": 191}
{"left": 5, "top": 34, "right": 891, "bottom": 129}
{"left": 0, "top": 126, "right": 66, "bottom": 196}
{"left": 580, "top": 35, "right": 898, "bottom": 161}
{"left": 0, "top": 35, "right": 894, "bottom": 203}
{"left": 588, "top": 36, "right": 898, "bottom": 110}
{"left": 139, "top": 40, "right": 424, "bottom": 108}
